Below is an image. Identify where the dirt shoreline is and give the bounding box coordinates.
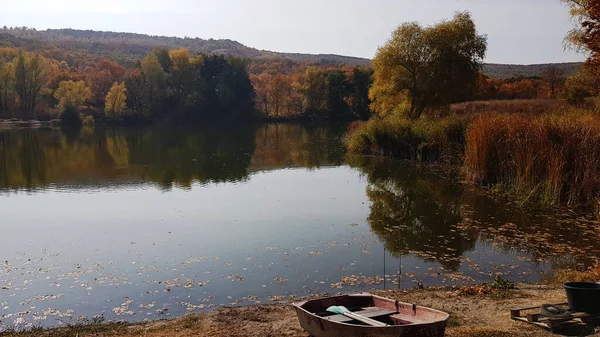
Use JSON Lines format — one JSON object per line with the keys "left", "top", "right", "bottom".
{"left": 4, "top": 284, "right": 595, "bottom": 337}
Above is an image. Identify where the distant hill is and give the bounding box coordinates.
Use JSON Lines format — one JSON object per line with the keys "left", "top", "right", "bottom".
{"left": 482, "top": 63, "right": 582, "bottom": 79}
{"left": 0, "top": 27, "right": 372, "bottom": 67}
{"left": 0, "top": 27, "right": 583, "bottom": 77}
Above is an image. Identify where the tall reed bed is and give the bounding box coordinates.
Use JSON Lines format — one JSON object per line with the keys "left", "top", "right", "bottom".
{"left": 464, "top": 112, "right": 600, "bottom": 205}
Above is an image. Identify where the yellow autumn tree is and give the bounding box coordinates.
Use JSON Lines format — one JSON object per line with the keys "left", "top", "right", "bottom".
{"left": 105, "top": 82, "right": 127, "bottom": 117}
{"left": 54, "top": 80, "right": 91, "bottom": 111}
{"left": 169, "top": 48, "right": 191, "bottom": 72}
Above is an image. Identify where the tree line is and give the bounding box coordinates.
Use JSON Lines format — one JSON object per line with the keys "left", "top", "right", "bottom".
{"left": 0, "top": 47, "right": 256, "bottom": 125}
{"left": 1, "top": 9, "right": 594, "bottom": 127}
{"left": 475, "top": 66, "right": 567, "bottom": 100}
{"left": 250, "top": 63, "right": 372, "bottom": 120}
{"left": 0, "top": 44, "right": 375, "bottom": 125}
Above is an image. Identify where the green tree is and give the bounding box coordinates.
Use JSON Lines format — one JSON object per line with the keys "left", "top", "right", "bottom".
{"left": 196, "top": 55, "right": 255, "bottom": 121}
{"left": 105, "top": 82, "right": 127, "bottom": 117}
{"left": 370, "top": 12, "right": 487, "bottom": 119}
{"left": 168, "top": 48, "right": 201, "bottom": 114}
{"left": 153, "top": 48, "right": 173, "bottom": 72}
{"left": 301, "top": 67, "right": 327, "bottom": 118}
{"left": 123, "top": 69, "right": 147, "bottom": 112}
{"left": 347, "top": 68, "right": 373, "bottom": 120}
{"left": 324, "top": 70, "right": 350, "bottom": 119}
{"left": 140, "top": 53, "right": 166, "bottom": 114}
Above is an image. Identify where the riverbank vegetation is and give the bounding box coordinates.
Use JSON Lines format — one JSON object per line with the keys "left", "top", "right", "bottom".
{"left": 347, "top": 12, "right": 485, "bottom": 163}
{"left": 347, "top": 105, "right": 600, "bottom": 206}
{"left": 346, "top": 2, "right": 600, "bottom": 210}
{"left": 346, "top": 115, "right": 468, "bottom": 163}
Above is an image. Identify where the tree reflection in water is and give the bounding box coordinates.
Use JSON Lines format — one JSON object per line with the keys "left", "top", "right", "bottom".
{"left": 349, "top": 155, "right": 476, "bottom": 271}
{"left": 349, "top": 155, "right": 600, "bottom": 273}
{"left": 2, "top": 126, "right": 599, "bottom": 271}
{"left": 0, "top": 124, "right": 346, "bottom": 190}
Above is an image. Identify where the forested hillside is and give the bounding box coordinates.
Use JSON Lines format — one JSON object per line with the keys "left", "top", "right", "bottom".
{"left": 0, "top": 27, "right": 371, "bottom": 67}
{"left": 482, "top": 62, "right": 581, "bottom": 79}
{"left": 0, "top": 27, "right": 579, "bottom": 77}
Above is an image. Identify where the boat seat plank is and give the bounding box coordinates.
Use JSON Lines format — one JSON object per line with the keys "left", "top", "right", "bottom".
{"left": 324, "top": 309, "right": 398, "bottom": 323}
{"left": 390, "top": 313, "right": 426, "bottom": 325}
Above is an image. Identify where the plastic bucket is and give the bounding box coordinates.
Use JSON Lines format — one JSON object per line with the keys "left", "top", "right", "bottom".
{"left": 564, "top": 282, "right": 600, "bottom": 314}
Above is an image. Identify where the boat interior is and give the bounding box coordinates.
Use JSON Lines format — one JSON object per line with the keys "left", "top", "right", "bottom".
{"left": 298, "top": 294, "right": 445, "bottom": 326}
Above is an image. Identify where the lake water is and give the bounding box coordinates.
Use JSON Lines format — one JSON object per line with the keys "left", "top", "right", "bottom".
{"left": 1, "top": 124, "right": 599, "bottom": 330}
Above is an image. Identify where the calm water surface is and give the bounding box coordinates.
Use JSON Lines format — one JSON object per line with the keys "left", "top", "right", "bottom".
{"left": 0, "top": 124, "right": 599, "bottom": 330}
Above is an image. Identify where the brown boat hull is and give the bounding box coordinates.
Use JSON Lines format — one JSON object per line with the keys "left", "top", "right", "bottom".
{"left": 293, "top": 293, "right": 448, "bottom": 337}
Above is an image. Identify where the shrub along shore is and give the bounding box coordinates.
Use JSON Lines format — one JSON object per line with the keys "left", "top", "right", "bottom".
{"left": 346, "top": 106, "right": 600, "bottom": 209}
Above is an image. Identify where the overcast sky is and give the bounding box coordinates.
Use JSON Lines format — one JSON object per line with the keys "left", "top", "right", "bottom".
{"left": 0, "top": 0, "right": 587, "bottom": 64}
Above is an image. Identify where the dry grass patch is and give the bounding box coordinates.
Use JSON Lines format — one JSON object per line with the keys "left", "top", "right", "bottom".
{"left": 451, "top": 98, "right": 598, "bottom": 116}
{"left": 0, "top": 285, "right": 578, "bottom": 337}
{"left": 551, "top": 262, "right": 600, "bottom": 285}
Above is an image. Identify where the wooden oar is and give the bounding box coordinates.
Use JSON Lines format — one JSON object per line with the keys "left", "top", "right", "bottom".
{"left": 326, "top": 306, "right": 387, "bottom": 327}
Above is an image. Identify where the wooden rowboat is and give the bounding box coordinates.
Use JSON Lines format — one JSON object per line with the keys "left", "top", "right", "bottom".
{"left": 292, "top": 293, "right": 449, "bottom": 337}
